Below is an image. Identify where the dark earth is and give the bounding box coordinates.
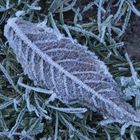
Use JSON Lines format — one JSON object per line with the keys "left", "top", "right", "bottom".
{"left": 122, "top": 14, "right": 140, "bottom": 61}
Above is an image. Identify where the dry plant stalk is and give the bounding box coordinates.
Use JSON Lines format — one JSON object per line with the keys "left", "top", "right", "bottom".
{"left": 4, "top": 17, "right": 140, "bottom": 124}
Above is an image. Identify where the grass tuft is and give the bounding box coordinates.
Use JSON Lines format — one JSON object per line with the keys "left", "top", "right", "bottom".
{"left": 1, "top": 0, "right": 140, "bottom": 139}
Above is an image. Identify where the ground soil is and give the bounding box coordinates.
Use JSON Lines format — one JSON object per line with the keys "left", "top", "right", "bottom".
{"left": 122, "top": 14, "right": 140, "bottom": 61}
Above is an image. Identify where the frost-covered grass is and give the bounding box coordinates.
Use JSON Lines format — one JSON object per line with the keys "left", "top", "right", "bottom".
{"left": 1, "top": 0, "right": 140, "bottom": 139}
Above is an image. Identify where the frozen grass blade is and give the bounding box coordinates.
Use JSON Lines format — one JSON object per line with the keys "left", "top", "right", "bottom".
{"left": 0, "top": 63, "right": 20, "bottom": 94}
{"left": 0, "top": 111, "right": 7, "bottom": 130}
{"left": 18, "top": 77, "right": 53, "bottom": 95}
{"left": 34, "top": 94, "right": 52, "bottom": 120}
{"left": 49, "top": 0, "right": 62, "bottom": 13}
{"left": 128, "top": 0, "right": 140, "bottom": 16}
{"left": 8, "top": 107, "right": 26, "bottom": 137}
{"left": 47, "top": 105, "right": 87, "bottom": 114}
{"left": 65, "top": 25, "right": 102, "bottom": 43}
{"left": 54, "top": 111, "right": 59, "bottom": 140}
{"left": 0, "top": 98, "right": 19, "bottom": 110}
{"left": 60, "top": 114, "right": 91, "bottom": 140}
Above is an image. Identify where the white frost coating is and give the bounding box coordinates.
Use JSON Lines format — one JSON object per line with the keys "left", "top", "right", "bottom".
{"left": 40, "top": 59, "right": 46, "bottom": 85}
{"left": 15, "top": 10, "right": 25, "bottom": 17}
{"left": 4, "top": 17, "right": 140, "bottom": 124}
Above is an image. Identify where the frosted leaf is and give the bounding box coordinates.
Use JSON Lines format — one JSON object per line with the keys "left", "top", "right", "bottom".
{"left": 4, "top": 17, "right": 140, "bottom": 124}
